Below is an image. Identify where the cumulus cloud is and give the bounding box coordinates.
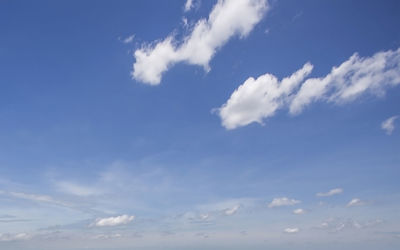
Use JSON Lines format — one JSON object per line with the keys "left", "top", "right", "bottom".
{"left": 218, "top": 63, "right": 313, "bottom": 129}
{"left": 217, "top": 47, "right": 400, "bottom": 129}
{"left": 293, "top": 208, "right": 305, "bottom": 215}
{"left": 381, "top": 115, "right": 398, "bottom": 135}
{"left": 316, "top": 188, "right": 343, "bottom": 197}
{"left": 284, "top": 227, "right": 299, "bottom": 233}
{"left": 290, "top": 48, "right": 400, "bottom": 114}
{"left": 347, "top": 198, "right": 366, "bottom": 207}
{"left": 268, "top": 197, "right": 301, "bottom": 208}
{"left": 93, "top": 215, "right": 135, "bottom": 227}
{"left": 133, "top": 0, "right": 268, "bottom": 84}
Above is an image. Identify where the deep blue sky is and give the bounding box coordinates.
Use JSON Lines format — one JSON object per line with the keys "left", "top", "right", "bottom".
{"left": 0, "top": 0, "right": 399, "bottom": 249}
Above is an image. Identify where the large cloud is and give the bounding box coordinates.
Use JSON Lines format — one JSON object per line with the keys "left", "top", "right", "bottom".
{"left": 217, "top": 48, "right": 400, "bottom": 129}
{"left": 133, "top": 0, "right": 268, "bottom": 85}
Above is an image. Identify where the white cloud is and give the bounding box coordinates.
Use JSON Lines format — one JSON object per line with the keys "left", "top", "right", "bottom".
{"left": 224, "top": 204, "right": 240, "bottom": 215}
{"left": 184, "top": 0, "right": 194, "bottom": 12}
{"left": 93, "top": 214, "right": 135, "bottom": 227}
{"left": 284, "top": 227, "right": 299, "bottom": 233}
{"left": 290, "top": 48, "right": 400, "bottom": 114}
{"left": 316, "top": 188, "right": 343, "bottom": 197}
{"left": 133, "top": 0, "right": 268, "bottom": 85}
{"left": 217, "top": 63, "right": 313, "bottom": 129}
{"left": 268, "top": 197, "right": 301, "bottom": 208}
{"left": 6, "top": 191, "right": 72, "bottom": 208}
{"left": 122, "top": 34, "right": 134, "bottom": 44}
{"left": 346, "top": 198, "right": 366, "bottom": 207}
{"left": 217, "top": 47, "right": 400, "bottom": 129}
{"left": 381, "top": 115, "right": 398, "bottom": 135}
{"left": 293, "top": 208, "right": 305, "bottom": 215}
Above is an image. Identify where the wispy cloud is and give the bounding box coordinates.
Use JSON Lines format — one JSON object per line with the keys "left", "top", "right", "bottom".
{"left": 92, "top": 214, "right": 135, "bottom": 227}
{"left": 268, "top": 197, "right": 300, "bottom": 208}
{"left": 346, "top": 198, "right": 366, "bottom": 207}
{"left": 217, "top": 48, "right": 400, "bottom": 129}
{"left": 55, "top": 181, "right": 101, "bottom": 197}
{"left": 133, "top": 0, "right": 268, "bottom": 84}
{"left": 122, "top": 34, "right": 134, "bottom": 44}
{"left": 316, "top": 188, "right": 343, "bottom": 197}
{"left": 381, "top": 115, "right": 398, "bottom": 135}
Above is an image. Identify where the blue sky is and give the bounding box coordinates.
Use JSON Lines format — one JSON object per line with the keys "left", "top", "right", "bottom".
{"left": 0, "top": 0, "right": 400, "bottom": 249}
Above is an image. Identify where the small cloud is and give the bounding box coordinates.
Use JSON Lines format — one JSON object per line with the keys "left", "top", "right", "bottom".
{"left": 284, "top": 227, "right": 299, "bottom": 234}
{"left": 121, "top": 34, "right": 135, "bottom": 44}
{"left": 92, "top": 215, "right": 135, "bottom": 227}
{"left": 184, "top": 0, "right": 194, "bottom": 12}
{"left": 316, "top": 188, "right": 343, "bottom": 197}
{"left": 224, "top": 204, "right": 240, "bottom": 215}
{"left": 293, "top": 208, "right": 305, "bottom": 215}
{"left": 268, "top": 197, "right": 301, "bottom": 208}
{"left": 346, "top": 198, "right": 366, "bottom": 207}
{"left": 381, "top": 115, "right": 398, "bottom": 135}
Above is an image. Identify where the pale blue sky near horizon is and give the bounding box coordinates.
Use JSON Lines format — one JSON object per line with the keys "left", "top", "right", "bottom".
{"left": 0, "top": 0, "right": 400, "bottom": 249}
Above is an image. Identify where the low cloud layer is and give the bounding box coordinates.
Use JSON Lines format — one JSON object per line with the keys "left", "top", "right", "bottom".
{"left": 217, "top": 48, "right": 400, "bottom": 129}
{"left": 133, "top": 0, "right": 268, "bottom": 85}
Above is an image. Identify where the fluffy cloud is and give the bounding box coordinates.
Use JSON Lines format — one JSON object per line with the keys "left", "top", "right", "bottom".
{"left": 290, "top": 48, "right": 400, "bottom": 114}
{"left": 218, "top": 63, "right": 313, "bottom": 129}
{"left": 346, "top": 198, "right": 366, "bottom": 207}
{"left": 217, "top": 47, "right": 400, "bottom": 129}
{"left": 381, "top": 115, "right": 398, "bottom": 135}
{"left": 93, "top": 215, "right": 135, "bottom": 227}
{"left": 284, "top": 227, "right": 299, "bottom": 233}
{"left": 316, "top": 188, "right": 343, "bottom": 197}
{"left": 268, "top": 197, "right": 300, "bottom": 208}
{"left": 133, "top": 0, "right": 268, "bottom": 84}
{"left": 293, "top": 208, "right": 305, "bottom": 215}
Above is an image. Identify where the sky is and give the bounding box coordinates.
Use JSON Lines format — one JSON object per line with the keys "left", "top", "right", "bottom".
{"left": 0, "top": 0, "right": 400, "bottom": 249}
